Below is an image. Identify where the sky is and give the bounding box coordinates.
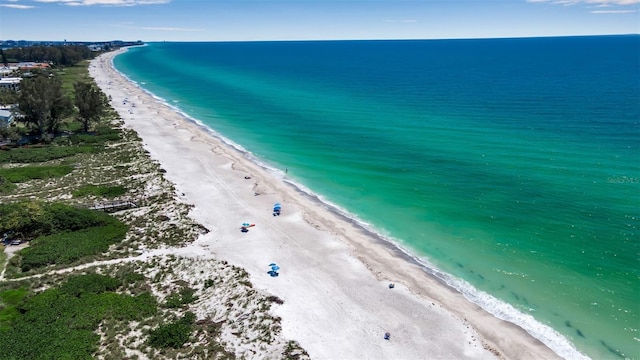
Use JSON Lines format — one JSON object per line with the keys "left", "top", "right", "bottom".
{"left": 0, "top": 0, "right": 638, "bottom": 42}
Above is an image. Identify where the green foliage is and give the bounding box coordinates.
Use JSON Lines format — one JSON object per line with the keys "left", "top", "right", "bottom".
{"left": 0, "top": 175, "right": 16, "bottom": 193}
{"left": 0, "top": 88, "right": 18, "bottom": 107}
{"left": 204, "top": 279, "right": 215, "bottom": 289}
{"left": 0, "top": 164, "right": 73, "bottom": 183}
{"left": 74, "top": 81, "right": 107, "bottom": 132}
{"left": 2, "top": 45, "right": 93, "bottom": 66}
{"left": 0, "top": 288, "right": 29, "bottom": 330}
{"left": 0, "top": 201, "right": 47, "bottom": 239}
{"left": 73, "top": 184, "right": 127, "bottom": 198}
{"left": 17, "top": 75, "right": 73, "bottom": 135}
{"left": 0, "top": 274, "right": 157, "bottom": 360}
{"left": 59, "top": 61, "right": 91, "bottom": 97}
{"left": 18, "top": 223, "right": 128, "bottom": 272}
{"left": 45, "top": 203, "right": 121, "bottom": 232}
{"left": 0, "top": 145, "right": 98, "bottom": 164}
{"left": 68, "top": 132, "right": 121, "bottom": 145}
{"left": 148, "top": 312, "right": 196, "bottom": 349}
{"left": 58, "top": 274, "right": 120, "bottom": 297}
{"left": 0, "top": 247, "right": 6, "bottom": 278}
{"left": 164, "top": 287, "right": 198, "bottom": 308}
{"left": 0, "top": 288, "right": 29, "bottom": 305}
{"left": 0, "top": 201, "right": 120, "bottom": 240}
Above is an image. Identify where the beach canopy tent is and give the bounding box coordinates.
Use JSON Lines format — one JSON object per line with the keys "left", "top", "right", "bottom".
{"left": 273, "top": 203, "right": 282, "bottom": 216}
{"left": 268, "top": 263, "right": 280, "bottom": 277}
{"left": 240, "top": 223, "right": 255, "bottom": 232}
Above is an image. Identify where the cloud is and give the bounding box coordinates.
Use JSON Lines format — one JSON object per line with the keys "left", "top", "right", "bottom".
{"left": 591, "top": 8, "right": 637, "bottom": 11}
{"left": 129, "top": 26, "right": 204, "bottom": 32}
{"left": 0, "top": 3, "right": 35, "bottom": 8}
{"left": 34, "top": 0, "right": 169, "bottom": 6}
{"left": 526, "top": 0, "right": 639, "bottom": 5}
{"left": 384, "top": 19, "right": 418, "bottom": 23}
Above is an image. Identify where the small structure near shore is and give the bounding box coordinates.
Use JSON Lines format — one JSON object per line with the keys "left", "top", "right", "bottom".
{"left": 88, "top": 200, "right": 138, "bottom": 212}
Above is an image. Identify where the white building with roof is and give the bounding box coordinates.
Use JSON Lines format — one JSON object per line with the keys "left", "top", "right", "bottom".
{"left": 0, "top": 109, "right": 14, "bottom": 127}
{"left": 0, "top": 77, "right": 21, "bottom": 91}
{"left": 0, "top": 66, "right": 18, "bottom": 77}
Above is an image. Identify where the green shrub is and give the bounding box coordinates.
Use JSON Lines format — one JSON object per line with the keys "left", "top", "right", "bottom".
{"left": 59, "top": 274, "right": 121, "bottom": 297}
{"left": 0, "top": 165, "right": 73, "bottom": 183}
{"left": 73, "top": 184, "right": 127, "bottom": 198}
{"left": 164, "top": 287, "right": 198, "bottom": 308}
{"left": 0, "top": 288, "right": 29, "bottom": 330}
{"left": 0, "top": 275, "right": 157, "bottom": 360}
{"left": 18, "top": 223, "right": 128, "bottom": 272}
{"left": 0, "top": 202, "right": 121, "bottom": 240}
{"left": 0, "top": 175, "right": 16, "bottom": 193}
{"left": 148, "top": 312, "right": 196, "bottom": 349}
{"left": 0, "top": 145, "right": 98, "bottom": 164}
{"left": 44, "top": 202, "right": 121, "bottom": 233}
{"left": 68, "top": 131, "right": 121, "bottom": 145}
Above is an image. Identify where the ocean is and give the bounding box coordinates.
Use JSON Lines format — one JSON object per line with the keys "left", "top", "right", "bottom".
{"left": 113, "top": 36, "right": 640, "bottom": 360}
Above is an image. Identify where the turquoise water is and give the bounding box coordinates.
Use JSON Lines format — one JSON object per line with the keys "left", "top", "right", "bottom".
{"left": 113, "top": 36, "right": 640, "bottom": 359}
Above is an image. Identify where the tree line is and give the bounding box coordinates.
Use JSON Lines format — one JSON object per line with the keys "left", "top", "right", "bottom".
{"left": 1, "top": 45, "right": 94, "bottom": 66}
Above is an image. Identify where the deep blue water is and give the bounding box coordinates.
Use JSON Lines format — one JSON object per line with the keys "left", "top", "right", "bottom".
{"left": 113, "top": 35, "right": 640, "bottom": 359}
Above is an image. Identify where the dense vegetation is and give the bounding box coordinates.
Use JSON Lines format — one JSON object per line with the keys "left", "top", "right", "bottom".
{"left": 17, "top": 75, "right": 72, "bottom": 135}
{"left": 1, "top": 45, "right": 93, "bottom": 66}
{"left": 148, "top": 312, "right": 196, "bottom": 349}
{"left": 0, "top": 165, "right": 74, "bottom": 184}
{"left": 1, "top": 202, "right": 128, "bottom": 272}
{"left": 1, "top": 63, "right": 110, "bottom": 140}
{"left": 164, "top": 287, "right": 198, "bottom": 308}
{"left": 73, "top": 184, "right": 127, "bottom": 198}
{"left": 0, "top": 145, "right": 97, "bottom": 164}
{"left": 0, "top": 274, "right": 157, "bottom": 360}
{"left": 18, "top": 223, "right": 127, "bottom": 272}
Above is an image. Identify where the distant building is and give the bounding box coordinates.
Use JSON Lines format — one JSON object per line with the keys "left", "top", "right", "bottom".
{"left": 15, "top": 62, "right": 50, "bottom": 70}
{"left": 0, "top": 109, "right": 14, "bottom": 127}
{"left": 0, "top": 77, "right": 21, "bottom": 91}
{"left": 87, "top": 44, "right": 103, "bottom": 52}
{"left": 0, "top": 66, "right": 18, "bottom": 77}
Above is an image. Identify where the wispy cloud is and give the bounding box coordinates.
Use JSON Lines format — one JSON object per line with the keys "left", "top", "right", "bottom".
{"left": 591, "top": 8, "right": 637, "bottom": 12}
{"left": 526, "top": 0, "right": 639, "bottom": 5}
{"left": 34, "top": 0, "right": 169, "bottom": 6}
{"left": 128, "top": 26, "right": 204, "bottom": 32}
{"left": 0, "top": 3, "right": 35, "bottom": 8}
{"left": 384, "top": 19, "right": 418, "bottom": 23}
{"left": 0, "top": 0, "right": 35, "bottom": 9}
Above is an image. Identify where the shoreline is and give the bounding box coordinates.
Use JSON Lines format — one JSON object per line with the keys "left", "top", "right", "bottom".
{"left": 90, "top": 48, "right": 565, "bottom": 360}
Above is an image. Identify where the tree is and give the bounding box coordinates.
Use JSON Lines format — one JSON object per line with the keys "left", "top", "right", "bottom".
{"left": 0, "top": 88, "right": 19, "bottom": 107}
{"left": 0, "top": 201, "right": 46, "bottom": 240}
{"left": 17, "top": 76, "right": 72, "bottom": 136}
{"left": 74, "top": 82, "right": 106, "bottom": 132}
{"left": 0, "top": 49, "right": 7, "bottom": 66}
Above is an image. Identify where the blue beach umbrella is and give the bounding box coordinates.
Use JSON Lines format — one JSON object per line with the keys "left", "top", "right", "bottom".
{"left": 242, "top": 223, "right": 251, "bottom": 227}
{"left": 269, "top": 263, "right": 277, "bottom": 267}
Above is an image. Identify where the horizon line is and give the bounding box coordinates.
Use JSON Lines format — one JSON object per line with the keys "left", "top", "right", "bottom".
{"left": 2, "top": 33, "right": 639, "bottom": 44}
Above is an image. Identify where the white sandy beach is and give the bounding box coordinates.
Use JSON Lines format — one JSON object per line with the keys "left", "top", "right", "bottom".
{"left": 90, "top": 49, "right": 562, "bottom": 360}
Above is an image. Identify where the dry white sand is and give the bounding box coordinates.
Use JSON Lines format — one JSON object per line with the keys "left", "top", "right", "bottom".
{"left": 90, "top": 49, "right": 562, "bottom": 360}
